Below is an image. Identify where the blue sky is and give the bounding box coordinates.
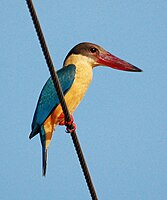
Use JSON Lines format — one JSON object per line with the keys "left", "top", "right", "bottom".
{"left": 1, "top": 1, "right": 167, "bottom": 199}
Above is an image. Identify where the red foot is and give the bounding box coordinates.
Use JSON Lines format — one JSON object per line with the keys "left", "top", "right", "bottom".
{"left": 66, "top": 123, "right": 76, "bottom": 134}
{"left": 58, "top": 113, "right": 76, "bottom": 133}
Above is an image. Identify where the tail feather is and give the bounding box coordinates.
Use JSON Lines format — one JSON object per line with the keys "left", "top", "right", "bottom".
{"left": 30, "top": 124, "right": 49, "bottom": 176}
{"left": 42, "top": 147, "right": 48, "bottom": 176}
{"left": 39, "top": 125, "right": 48, "bottom": 176}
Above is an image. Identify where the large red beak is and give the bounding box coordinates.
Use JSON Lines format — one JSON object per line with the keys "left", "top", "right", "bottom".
{"left": 97, "top": 52, "right": 142, "bottom": 72}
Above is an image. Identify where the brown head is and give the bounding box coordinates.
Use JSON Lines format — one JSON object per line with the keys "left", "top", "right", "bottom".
{"left": 64, "top": 42, "right": 142, "bottom": 72}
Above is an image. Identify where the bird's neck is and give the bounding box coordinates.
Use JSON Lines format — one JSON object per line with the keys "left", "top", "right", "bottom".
{"left": 61, "top": 54, "right": 93, "bottom": 114}
{"left": 64, "top": 54, "right": 94, "bottom": 68}
{"left": 64, "top": 54, "right": 93, "bottom": 84}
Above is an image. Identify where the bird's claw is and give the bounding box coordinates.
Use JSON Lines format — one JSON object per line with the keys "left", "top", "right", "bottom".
{"left": 58, "top": 113, "right": 76, "bottom": 133}
{"left": 65, "top": 123, "right": 76, "bottom": 133}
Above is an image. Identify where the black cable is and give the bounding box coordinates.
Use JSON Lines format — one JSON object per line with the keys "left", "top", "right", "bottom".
{"left": 26, "top": 1, "right": 98, "bottom": 199}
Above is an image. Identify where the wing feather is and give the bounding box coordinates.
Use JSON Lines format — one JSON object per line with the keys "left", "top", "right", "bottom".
{"left": 30, "top": 64, "right": 76, "bottom": 138}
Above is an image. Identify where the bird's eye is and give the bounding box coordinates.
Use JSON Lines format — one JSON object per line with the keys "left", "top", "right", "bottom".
{"left": 90, "top": 47, "right": 97, "bottom": 53}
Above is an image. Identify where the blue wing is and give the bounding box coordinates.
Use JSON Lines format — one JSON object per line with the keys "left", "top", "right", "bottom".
{"left": 30, "top": 64, "right": 76, "bottom": 139}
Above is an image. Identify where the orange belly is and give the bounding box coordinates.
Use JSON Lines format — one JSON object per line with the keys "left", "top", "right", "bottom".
{"left": 43, "top": 57, "right": 93, "bottom": 149}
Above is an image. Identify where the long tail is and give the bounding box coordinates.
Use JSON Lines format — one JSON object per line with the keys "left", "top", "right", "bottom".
{"left": 40, "top": 125, "right": 48, "bottom": 176}
{"left": 42, "top": 147, "right": 48, "bottom": 176}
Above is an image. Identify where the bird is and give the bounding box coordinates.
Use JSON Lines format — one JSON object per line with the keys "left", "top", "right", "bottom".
{"left": 29, "top": 42, "right": 142, "bottom": 176}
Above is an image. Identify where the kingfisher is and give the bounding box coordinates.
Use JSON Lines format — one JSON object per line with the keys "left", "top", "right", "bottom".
{"left": 29, "top": 42, "right": 142, "bottom": 176}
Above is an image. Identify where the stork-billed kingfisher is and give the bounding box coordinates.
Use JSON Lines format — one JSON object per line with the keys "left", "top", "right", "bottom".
{"left": 29, "top": 42, "right": 142, "bottom": 176}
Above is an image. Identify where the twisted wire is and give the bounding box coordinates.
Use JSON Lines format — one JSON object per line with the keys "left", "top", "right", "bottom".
{"left": 26, "top": 1, "right": 98, "bottom": 199}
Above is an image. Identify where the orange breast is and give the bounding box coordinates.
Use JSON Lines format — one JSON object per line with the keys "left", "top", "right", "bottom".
{"left": 43, "top": 56, "right": 93, "bottom": 149}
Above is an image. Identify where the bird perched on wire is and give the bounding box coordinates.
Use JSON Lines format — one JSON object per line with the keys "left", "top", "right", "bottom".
{"left": 29, "top": 42, "right": 142, "bottom": 176}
